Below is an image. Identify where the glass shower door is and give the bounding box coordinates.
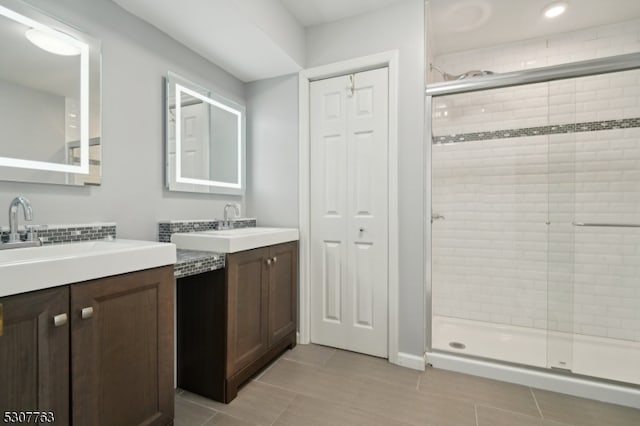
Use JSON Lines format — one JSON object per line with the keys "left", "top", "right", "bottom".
{"left": 431, "top": 68, "right": 640, "bottom": 385}
{"left": 549, "top": 69, "right": 640, "bottom": 385}
{"left": 431, "top": 82, "right": 552, "bottom": 368}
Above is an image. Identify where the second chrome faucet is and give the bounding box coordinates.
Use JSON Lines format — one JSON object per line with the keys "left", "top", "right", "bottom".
{"left": 222, "top": 203, "right": 240, "bottom": 228}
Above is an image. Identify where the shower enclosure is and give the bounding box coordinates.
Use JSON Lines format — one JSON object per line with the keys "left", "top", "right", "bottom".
{"left": 427, "top": 54, "right": 640, "bottom": 387}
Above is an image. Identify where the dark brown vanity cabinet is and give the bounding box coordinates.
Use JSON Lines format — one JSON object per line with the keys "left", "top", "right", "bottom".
{"left": 71, "top": 266, "right": 174, "bottom": 426}
{"left": 0, "top": 266, "right": 174, "bottom": 426}
{"left": 178, "top": 241, "right": 297, "bottom": 403}
{"left": 0, "top": 287, "right": 70, "bottom": 426}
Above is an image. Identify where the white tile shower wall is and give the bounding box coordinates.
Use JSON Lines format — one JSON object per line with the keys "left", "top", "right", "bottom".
{"left": 570, "top": 128, "right": 640, "bottom": 342}
{"left": 432, "top": 120, "right": 640, "bottom": 342}
{"left": 432, "top": 136, "right": 550, "bottom": 329}
{"left": 432, "top": 72, "right": 640, "bottom": 137}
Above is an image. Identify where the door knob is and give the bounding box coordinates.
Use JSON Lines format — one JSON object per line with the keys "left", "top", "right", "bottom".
{"left": 359, "top": 227, "right": 364, "bottom": 232}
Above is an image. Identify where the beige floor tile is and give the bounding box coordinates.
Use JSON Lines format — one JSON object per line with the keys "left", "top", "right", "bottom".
{"left": 419, "top": 367, "right": 541, "bottom": 417}
{"left": 354, "top": 375, "right": 477, "bottom": 426}
{"left": 281, "top": 343, "right": 336, "bottom": 367}
{"left": 174, "top": 345, "right": 640, "bottom": 426}
{"left": 179, "top": 381, "right": 296, "bottom": 426}
{"left": 204, "top": 412, "right": 258, "bottom": 426}
{"left": 256, "top": 358, "right": 368, "bottom": 405}
{"left": 174, "top": 396, "right": 217, "bottom": 426}
{"left": 273, "top": 394, "right": 410, "bottom": 426}
{"left": 476, "top": 405, "right": 572, "bottom": 426}
{"left": 322, "top": 349, "right": 422, "bottom": 389}
{"left": 532, "top": 388, "right": 640, "bottom": 426}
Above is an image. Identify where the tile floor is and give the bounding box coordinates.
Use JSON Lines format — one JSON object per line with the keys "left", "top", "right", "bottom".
{"left": 174, "top": 344, "right": 640, "bottom": 426}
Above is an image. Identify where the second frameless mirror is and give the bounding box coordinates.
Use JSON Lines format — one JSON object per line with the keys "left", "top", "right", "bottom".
{"left": 165, "top": 72, "right": 245, "bottom": 195}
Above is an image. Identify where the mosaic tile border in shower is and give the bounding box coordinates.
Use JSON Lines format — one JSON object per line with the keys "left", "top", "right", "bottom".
{"left": 433, "top": 117, "right": 640, "bottom": 144}
{"left": 174, "top": 249, "right": 225, "bottom": 279}
{"left": 158, "top": 218, "right": 257, "bottom": 242}
{"left": 0, "top": 222, "right": 116, "bottom": 244}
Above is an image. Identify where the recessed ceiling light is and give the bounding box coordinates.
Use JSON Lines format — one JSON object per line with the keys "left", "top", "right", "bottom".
{"left": 442, "top": 0, "right": 492, "bottom": 33}
{"left": 25, "top": 28, "right": 81, "bottom": 56}
{"left": 543, "top": 2, "right": 568, "bottom": 19}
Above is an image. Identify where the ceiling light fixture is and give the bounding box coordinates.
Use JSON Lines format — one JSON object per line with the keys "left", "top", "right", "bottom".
{"left": 25, "top": 28, "right": 81, "bottom": 56}
{"left": 543, "top": 2, "right": 568, "bottom": 19}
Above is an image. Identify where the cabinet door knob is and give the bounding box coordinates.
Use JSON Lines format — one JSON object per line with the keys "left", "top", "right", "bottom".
{"left": 266, "top": 258, "right": 272, "bottom": 266}
{"left": 81, "top": 307, "right": 94, "bottom": 319}
{"left": 53, "top": 313, "right": 68, "bottom": 327}
{"left": 272, "top": 256, "right": 278, "bottom": 263}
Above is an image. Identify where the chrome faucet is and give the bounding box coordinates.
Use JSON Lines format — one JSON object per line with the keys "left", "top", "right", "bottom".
{"left": 8, "top": 196, "right": 33, "bottom": 243}
{"left": 223, "top": 203, "right": 240, "bottom": 228}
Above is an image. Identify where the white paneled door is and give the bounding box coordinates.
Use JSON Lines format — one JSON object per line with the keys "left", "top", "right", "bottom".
{"left": 310, "top": 67, "right": 389, "bottom": 358}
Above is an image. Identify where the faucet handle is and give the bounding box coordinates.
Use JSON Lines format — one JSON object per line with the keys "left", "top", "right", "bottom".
{"left": 25, "top": 224, "right": 46, "bottom": 242}
{"left": 25, "top": 225, "right": 36, "bottom": 242}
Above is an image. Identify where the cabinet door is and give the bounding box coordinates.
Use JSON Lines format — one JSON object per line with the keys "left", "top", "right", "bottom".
{"left": 71, "top": 266, "right": 174, "bottom": 426}
{"left": 0, "top": 287, "right": 69, "bottom": 425}
{"left": 226, "top": 247, "right": 270, "bottom": 376}
{"left": 268, "top": 241, "right": 298, "bottom": 345}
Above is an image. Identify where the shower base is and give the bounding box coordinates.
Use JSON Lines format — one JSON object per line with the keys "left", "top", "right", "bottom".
{"left": 431, "top": 316, "right": 640, "bottom": 386}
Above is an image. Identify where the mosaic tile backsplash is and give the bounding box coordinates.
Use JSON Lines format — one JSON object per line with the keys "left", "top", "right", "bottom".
{"left": 158, "top": 218, "right": 257, "bottom": 242}
{"left": 433, "top": 117, "right": 640, "bottom": 144}
{"left": 160, "top": 218, "right": 257, "bottom": 278}
{"left": 0, "top": 223, "right": 116, "bottom": 244}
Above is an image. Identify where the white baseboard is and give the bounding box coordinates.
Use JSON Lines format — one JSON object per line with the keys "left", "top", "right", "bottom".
{"left": 395, "top": 352, "right": 426, "bottom": 371}
{"left": 426, "top": 351, "right": 640, "bottom": 409}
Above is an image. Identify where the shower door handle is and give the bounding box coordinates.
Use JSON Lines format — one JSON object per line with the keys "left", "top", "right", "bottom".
{"left": 431, "top": 213, "right": 445, "bottom": 223}
{"left": 572, "top": 221, "right": 640, "bottom": 228}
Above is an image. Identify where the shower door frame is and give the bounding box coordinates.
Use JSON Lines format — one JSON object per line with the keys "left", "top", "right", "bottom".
{"left": 424, "top": 51, "right": 640, "bottom": 355}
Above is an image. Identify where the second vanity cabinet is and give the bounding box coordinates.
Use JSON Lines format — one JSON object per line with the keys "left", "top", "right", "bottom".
{"left": 0, "top": 266, "right": 174, "bottom": 426}
{"left": 178, "top": 241, "right": 297, "bottom": 403}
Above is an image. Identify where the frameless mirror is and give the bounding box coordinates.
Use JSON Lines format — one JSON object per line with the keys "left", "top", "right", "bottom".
{"left": 0, "top": 0, "right": 101, "bottom": 186}
{"left": 166, "top": 72, "right": 245, "bottom": 195}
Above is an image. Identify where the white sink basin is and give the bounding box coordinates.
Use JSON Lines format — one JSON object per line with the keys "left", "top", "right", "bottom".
{"left": 171, "top": 227, "right": 299, "bottom": 253}
{"left": 0, "top": 239, "right": 176, "bottom": 297}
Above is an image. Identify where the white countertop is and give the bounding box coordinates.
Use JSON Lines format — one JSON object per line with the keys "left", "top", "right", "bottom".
{"left": 0, "top": 239, "right": 176, "bottom": 298}
{"left": 171, "top": 227, "right": 299, "bottom": 253}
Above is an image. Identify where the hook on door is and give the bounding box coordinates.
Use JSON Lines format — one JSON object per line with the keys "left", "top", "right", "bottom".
{"left": 348, "top": 74, "right": 355, "bottom": 97}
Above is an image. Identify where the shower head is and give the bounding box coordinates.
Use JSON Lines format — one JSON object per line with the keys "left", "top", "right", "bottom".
{"left": 430, "top": 64, "right": 494, "bottom": 81}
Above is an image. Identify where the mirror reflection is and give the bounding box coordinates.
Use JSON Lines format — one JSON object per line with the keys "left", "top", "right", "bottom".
{"left": 0, "top": 0, "right": 101, "bottom": 186}
{"left": 166, "top": 72, "right": 245, "bottom": 195}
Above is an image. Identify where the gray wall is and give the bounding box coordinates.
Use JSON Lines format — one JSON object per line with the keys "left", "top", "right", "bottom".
{"left": 306, "top": 0, "right": 426, "bottom": 356}
{"left": 0, "top": 0, "right": 246, "bottom": 240}
{"left": 245, "top": 74, "right": 299, "bottom": 228}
